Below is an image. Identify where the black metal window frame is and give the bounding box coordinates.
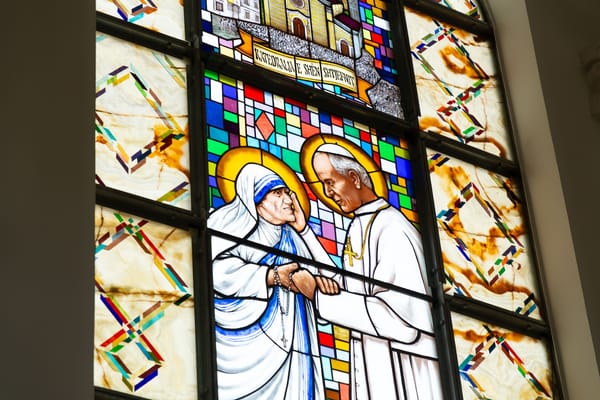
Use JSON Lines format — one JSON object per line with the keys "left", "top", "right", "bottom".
{"left": 94, "top": 0, "right": 563, "bottom": 399}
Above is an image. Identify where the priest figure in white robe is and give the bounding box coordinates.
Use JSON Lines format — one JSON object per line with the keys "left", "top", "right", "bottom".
{"left": 309, "top": 143, "right": 443, "bottom": 400}
{"left": 208, "top": 162, "right": 339, "bottom": 400}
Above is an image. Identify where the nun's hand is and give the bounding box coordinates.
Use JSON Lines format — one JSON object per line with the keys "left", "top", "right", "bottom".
{"left": 290, "top": 270, "right": 317, "bottom": 300}
{"left": 288, "top": 191, "right": 306, "bottom": 232}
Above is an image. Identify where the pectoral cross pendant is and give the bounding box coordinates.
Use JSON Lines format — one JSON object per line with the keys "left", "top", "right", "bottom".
{"left": 343, "top": 238, "right": 359, "bottom": 267}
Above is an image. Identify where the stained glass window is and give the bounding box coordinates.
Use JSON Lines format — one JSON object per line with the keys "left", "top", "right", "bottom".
{"left": 96, "top": 0, "right": 186, "bottom": 40}
{"left": 205, "top": 70, "right": 443, "bottom": 398}
{"left": 96, "top": 33, "right": 191, "bottom": 210}
{"left": 201, "top": 0, "right": 405, "bottom": 118}
{"left": 405, "top": 7, "right": 511, "bottom": 159}
{"left": 94, "top": 205, "right": 197, "bottom": 399}
{"left": 95, "top": 0, "right": 563, "bottom": 399}
{"left": 452, "top": 312, "right": 554, "bottom": 399}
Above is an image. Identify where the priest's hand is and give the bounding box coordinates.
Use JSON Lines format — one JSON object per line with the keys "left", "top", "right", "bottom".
{"left": 315, "top": 276, "right": 340, "bottom": 295}
{"left": 266, "top": 262, "right": 299, "bottom": 288}
{"left": 288, "top": 191, "right": 307, "bottom": 232}
{"left": 290, "top": 270, "right": 317, "bottom": 300}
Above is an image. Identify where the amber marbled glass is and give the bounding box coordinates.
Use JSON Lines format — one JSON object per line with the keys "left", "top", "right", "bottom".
{"left": 452, "top": 313, "right": 554, "bottom": 399}
{"left": 406, "top": 8, "right": 512, "bottom": 159}
{"left": 427, "top": 0, "right": 483, "bottom": 20}
{"left": 96, "top": 0, "right": 186, "bottom": 40}
{"left": 96, "top": 33, "right": 191, "bottom": 209}
{"left": 428, "top": 150, "right": 542, "bottom": 319}
{"left": 94, "top": 205, "right": 197, "bottom": 399}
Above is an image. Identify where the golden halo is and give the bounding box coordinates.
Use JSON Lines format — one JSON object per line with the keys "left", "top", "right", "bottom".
{"left": 300, "top": 134, "right": 388, "bottom": 217}
{"left": 215, "top": 147, "right": 310, "bottom": 219}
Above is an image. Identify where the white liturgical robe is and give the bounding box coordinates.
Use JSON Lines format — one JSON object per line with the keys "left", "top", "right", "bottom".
{"left": 314, "top": 198, "right": 443, "bottom": 400}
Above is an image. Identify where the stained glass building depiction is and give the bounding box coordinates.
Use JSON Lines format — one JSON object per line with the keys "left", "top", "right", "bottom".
{"left": 94, "top": 0, "right": 563, "bottom": 399}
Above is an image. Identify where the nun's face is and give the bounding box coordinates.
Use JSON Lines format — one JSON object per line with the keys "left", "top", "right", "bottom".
{"left": 257, "top": 188, "right": 295, "bottom": 225}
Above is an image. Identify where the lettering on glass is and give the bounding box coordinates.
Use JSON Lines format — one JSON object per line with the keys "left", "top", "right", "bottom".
{"left": 202, "top": 0, "right": 404, "bottom": 117}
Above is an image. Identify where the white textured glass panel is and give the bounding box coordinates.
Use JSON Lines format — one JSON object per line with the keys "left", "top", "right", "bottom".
{"left": 94, "top": 205, "right": 197, "bottom": 399}
{"left": 97, "top": 0, "right": 186, "bottom": 40}
{"left": 96, "top": 33, "right": 191, "bottom": 209}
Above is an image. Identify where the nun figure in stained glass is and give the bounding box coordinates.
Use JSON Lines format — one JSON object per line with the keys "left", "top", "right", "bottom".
{"left": 208, "top": 161, "right": 339, "bottom": 400}
{"left": 303, "top": 139, "right": 443, "bottom": 400}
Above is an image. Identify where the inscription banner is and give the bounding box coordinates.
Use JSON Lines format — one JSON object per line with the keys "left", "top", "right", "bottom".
{"left": 252, "top": 43, "right": 357, "bottom": 92}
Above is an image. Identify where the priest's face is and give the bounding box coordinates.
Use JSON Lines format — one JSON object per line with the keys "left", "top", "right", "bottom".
{"left": 257, "top": 187, "right": 296, "bottom": 225}
{"left": 313, "top": 152, "right": 362, "bottom": 213}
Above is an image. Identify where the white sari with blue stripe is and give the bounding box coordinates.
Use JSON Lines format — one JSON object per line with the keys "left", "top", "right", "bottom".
{"left": 209, "top": 164, "right": 324, "bottom": 400}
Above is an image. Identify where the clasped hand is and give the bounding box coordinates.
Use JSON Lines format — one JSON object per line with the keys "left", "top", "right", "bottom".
{"left": 269, "top": 262, "right": 339, "bottom": 300}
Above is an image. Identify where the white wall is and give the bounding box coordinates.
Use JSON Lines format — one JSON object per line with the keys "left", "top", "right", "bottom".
{"left": 486, "top": 0, "right": 600, "bottom": 397}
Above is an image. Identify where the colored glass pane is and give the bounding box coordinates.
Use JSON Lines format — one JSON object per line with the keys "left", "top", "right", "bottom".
{"left": 206, "top": 70, "right": 443, "bottom": 399}
{"left": 201, "top": 0, "right": 405, "bottom": 118}
{"left": 428, "top": 150, "right": 542, "bottom": 319}
{"left": 406, "top": 8, "right": 512, "bottom": 159}
{"left": 94, "top": 205, "right": 197, "bottom": 399}
{"left": 427, "top": 0, "right": 483, "bottom": 20}
{"left": 96, "top": 33, "right": 191, "bottom": 209}
{"left": 452, "top": 313, "right": 554, "bottom": 399}
{"left": 96, "top": 0, "right": 186, "bottom": 40}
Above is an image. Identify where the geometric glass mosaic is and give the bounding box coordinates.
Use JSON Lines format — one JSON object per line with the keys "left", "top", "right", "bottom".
{"left": 205, "top": 70, "right": 442, "bottom": 399}
{"left": 97, "top": 0, "right": 186, "bottom": 40}
{"left": 428, "top": 150, "right": 542, "bottom": 320}
{"left": 201, "top": 0, "right": 406, "bottom": 118}
{"left": 96, "top": 33, "right": 191, "bottom": 210}
{"left": 94, "top": 205, "right": 197, "bottom": 399}
{"left": 452, "top": 312, "right": 554, "bottom": 399}
{"left": 426, "top": 0, "right": 483, "bottom": 20}
{"left": 406, "top": 8, "right": 512, "bottom": 159}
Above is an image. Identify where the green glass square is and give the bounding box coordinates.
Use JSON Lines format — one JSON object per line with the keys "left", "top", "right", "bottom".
{"left": 379, "top": 141, "right": 394, "bottom": 161}
{"left": 399, "top": 194, "right": 412, "bottom": 210}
